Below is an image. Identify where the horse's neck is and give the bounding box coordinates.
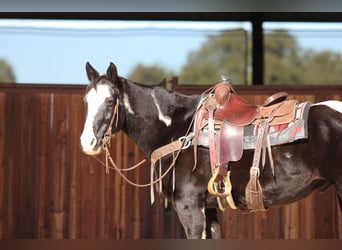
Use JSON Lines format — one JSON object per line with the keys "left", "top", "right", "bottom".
{"left": 120, "top": 81, "right": 200, "bottom": 156}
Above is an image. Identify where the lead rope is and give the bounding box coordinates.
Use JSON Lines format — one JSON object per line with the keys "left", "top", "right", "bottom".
{"left": 99, "top": 139, "right": 185, "bottom": 188}
{"left": 97, "top": 97, "right": 151, "bottom": 184}
{"left": 94, "top": 96, "right": 194, "bottom": 189}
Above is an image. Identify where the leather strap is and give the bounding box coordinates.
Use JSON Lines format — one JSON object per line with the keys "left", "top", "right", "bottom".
{"left": 245, "top": 119, "right": 268, "bottom": 211}
{"left": 206, "top": 97, "right": 218, "bottom": 173}
{"left": 150, "top": 140, "right": 183, "bottom": 167}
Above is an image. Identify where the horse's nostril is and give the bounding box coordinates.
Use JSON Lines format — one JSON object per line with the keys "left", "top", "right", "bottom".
{"left": 90, "top": 138, "right": 95, "bottom": 145}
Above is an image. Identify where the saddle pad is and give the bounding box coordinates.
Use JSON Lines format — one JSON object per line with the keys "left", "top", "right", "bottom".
{"left": 195, "top": 102, "right": 311, "bottom": 150}
{"left": 243, "top": 102, "right": 311, "bottom": 150}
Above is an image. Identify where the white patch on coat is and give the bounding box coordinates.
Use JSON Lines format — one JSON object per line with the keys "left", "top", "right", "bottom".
{"left": 80, "top": 84, "right": 111, "bottom": 155}
{"left": 151, "top": 89, "right": 172, "bottom": 127}
{"left": 200, "top": 207, "right": 206, "bottom": 239}
{"left": 284, "top": 152, "right": 292, "bottom": 159}
{"left": 123, "top": 93, "right": 135, "bottom": 114}
{"left": 313, "top": 100, "right": 342, "bottom": 114}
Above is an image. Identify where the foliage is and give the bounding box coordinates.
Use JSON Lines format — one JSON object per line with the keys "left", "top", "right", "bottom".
{"left": 128, "top": 29, "right": 342, "bottom": 86}
{"left": 128, "top": 63, "right": 174, "bottom": 85}
{"left": 264, "top": 29, "right": 342, "bottom": 85}
{"left": 264, "top": 29, "right": 303, "bottom": 85}
{"left": 300, "top": 50, "right": 342, "bottom": 85}
{"left": 0, "top": 59, "right": 15, "bottom": 83}
{"left": 179, "top": 29, "right": 248, "bottom": 85}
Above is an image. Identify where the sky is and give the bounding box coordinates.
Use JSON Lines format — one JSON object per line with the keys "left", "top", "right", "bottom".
{"left": 1, "top": 19, "right": 342, "bottom": 84}
{"left": 0, "top": 19, "right": 250, "bottom": 84}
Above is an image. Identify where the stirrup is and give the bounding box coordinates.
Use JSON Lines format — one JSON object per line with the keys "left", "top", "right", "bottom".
{"left": 208, "top": 169, "right": 236, "bottom": 210}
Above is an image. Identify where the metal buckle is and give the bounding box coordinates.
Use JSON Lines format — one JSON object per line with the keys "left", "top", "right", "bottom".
{"left": 250, "top": 166, "right": 260, "bottom": 177}
{"left": 178, "top": 136, "right": 192, "bottom": 149}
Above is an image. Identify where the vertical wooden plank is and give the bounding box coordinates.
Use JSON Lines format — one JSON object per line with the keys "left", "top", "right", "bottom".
{"left": 133, "top": 144, "right": 141, "bottom": 239}
{"left": 313, "top": 187, "right": 337, "bottom": 238}
{"left": 8, "top": 91, "right": 22, "bottom": 238}
{"left": 113, "top": 132, "right": 124, "bottom": 238}
{"left": 269, "top": 209, "right": 282, "bottom": 238}
{"left": 238, "top": 212, "right": 255, "bottom": 238}
{"left": 49, "top": 93, "right": 68, "bottom": 238}
{"left": 16, "top": 91, "right": 27, "bottom": 237}
{"left": 96, "top": 163, "right": 107, "bottom": 238}
{"left": 106, "top": 135, "right": 119, "bottom": 239}
{"left": 120, "top": 134, "right": 129, "bottom": 238}
{"left": 67, "top": 94, "right": 83, "bottom": 239}
{"left": 126, "top": 136, "right": 140, "bottom": 238}
{"left": 221, "top": 209, "right": 240, "bottom": 238}
{"left": 0, "top": 93, "right": 5, "bottom": 238}
{"left": 80, "top": 157, "right": 97, "bottom": 238}
{"left": 283, "top": 202, "right": 299, "bottom": 239}
{"left": 298, "top": 194, "right": 314, "bottom": 239}
{"left": 36, "top": 93, "right": 51, "bottom": 238}
{"left": 5, "top": 91, "right": 21, "bottom": 238}
{"left": 258, "top": 208, "right": 283, "bottom": 238}
{"left": 23, "top": 93, "right": 38, "bottom": 238}
{"left": 253, "top": 211, "right": 271, "bottom": 239}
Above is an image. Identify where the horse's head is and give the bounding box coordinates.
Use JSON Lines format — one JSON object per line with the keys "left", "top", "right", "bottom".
{"left": 80, "top": 62, "right": 122, "bottom": 155}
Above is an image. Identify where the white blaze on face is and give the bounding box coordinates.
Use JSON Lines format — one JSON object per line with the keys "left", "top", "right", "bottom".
{"left": 80, "top": 84, "right": 112, "bottom": 155}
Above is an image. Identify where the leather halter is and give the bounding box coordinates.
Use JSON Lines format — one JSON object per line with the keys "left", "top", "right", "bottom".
{"left": 101, "top": 98, "right": 120, "bottom": 174}
{"left": 99, "top": 97, "right": 150, "bottom": 177}
{"left": 102, "top": 98, "right": 120, "bottom": 149}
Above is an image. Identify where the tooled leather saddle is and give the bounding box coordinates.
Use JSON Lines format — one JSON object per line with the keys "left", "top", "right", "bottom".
{"left": 193, "top": 80, "right": 297, "bottom": 212}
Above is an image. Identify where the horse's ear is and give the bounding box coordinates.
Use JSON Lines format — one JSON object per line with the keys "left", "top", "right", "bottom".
{"left": 107, "top": 62, "right": 118, "bottom": 83}
{"left": 86, "top": 62, "right": 99, "bottom": 82}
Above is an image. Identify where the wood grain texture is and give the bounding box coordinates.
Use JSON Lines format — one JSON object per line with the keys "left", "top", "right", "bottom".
{"left": 0, "top": 82, "right": 341, "bottom": 239}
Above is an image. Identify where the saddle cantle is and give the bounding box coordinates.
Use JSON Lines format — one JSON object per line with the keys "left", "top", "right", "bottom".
{"left": 193, "top": 80, "right": 298, "bottom": 212}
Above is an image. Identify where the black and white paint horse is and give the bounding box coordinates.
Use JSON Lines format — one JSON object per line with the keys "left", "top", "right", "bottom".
{"left": 80, "top": 62, "right": 342, "bottom": 239}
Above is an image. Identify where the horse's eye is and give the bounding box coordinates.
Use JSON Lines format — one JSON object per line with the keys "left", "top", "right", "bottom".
{"left": 106, "top": 98, "right": 114, "bottom": 105}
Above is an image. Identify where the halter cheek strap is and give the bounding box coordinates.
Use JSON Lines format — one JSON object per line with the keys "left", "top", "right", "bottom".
{"left": 102, "top": 98, "right": 120, "bottom": 173}
{"left": 102, "top": 99, "right": 120, "bottom": 143}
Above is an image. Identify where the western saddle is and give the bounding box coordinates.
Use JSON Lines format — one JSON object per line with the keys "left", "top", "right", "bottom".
{"left": 193, "top": 80, "right": 297, "bottom": 212}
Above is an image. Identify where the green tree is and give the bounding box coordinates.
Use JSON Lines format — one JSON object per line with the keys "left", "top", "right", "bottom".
{"left": 0, "top": 59, "right": 15, "bottom": 83}
{"left": 179, "top": 29, "right": 248, "bottom": 85}
{"left": 301, "top": 50, "right": 342, "bottom": 85}
{"left": 128, "top": 63, "right": 174, "bottom": 85}
{"left": 128, "top": 28, "right": 342, "bottom": 86}
{"left": 265, "top": 30, "right": 342, "bottom": 85}
{"left": 264, "top": 29, "right": 303, "bottom": 85}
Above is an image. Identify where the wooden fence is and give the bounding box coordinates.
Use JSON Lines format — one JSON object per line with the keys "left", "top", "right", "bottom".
{"left": 1, "top": 81, "right": 342, "bottom": 239}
